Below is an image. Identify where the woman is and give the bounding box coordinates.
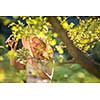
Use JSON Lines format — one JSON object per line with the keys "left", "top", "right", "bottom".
{"left": 6, "top": 35, "right": 54, "bottom": 83}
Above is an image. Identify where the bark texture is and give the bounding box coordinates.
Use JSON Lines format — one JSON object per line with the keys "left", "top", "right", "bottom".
{"left": 47, "top": 16, "right": 100, "bottom": 78}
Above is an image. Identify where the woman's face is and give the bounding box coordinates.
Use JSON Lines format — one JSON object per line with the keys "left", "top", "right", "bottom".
{"left": 29, "top": 37, "right": 46, "bottom": 57}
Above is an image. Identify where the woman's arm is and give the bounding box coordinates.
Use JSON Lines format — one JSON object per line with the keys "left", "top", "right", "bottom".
{"left": 5, "top": 36, "right": 25, "bottom": 69}
{"left": 5, "top": 36, "right": 17, "bottom": 66}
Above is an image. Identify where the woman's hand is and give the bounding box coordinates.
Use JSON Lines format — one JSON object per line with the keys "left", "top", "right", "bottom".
{"left": 5, "top": 35, "right": 18, "bottom": 50}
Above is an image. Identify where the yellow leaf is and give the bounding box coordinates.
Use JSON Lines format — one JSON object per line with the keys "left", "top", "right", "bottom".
{"left": 83, "top": 39, "right": 89, "bottom": 43}
{"left": 53, "top": 33, "right": 58, "bottom": 38}
{"left": 56, "top": 46, "right": 64, "bottom": 54}
{"left": 39, "top": 32, "right": 44, "bottom": 37}
{"left": 59, "top": 55, "right": 64, "bottom": 63}
{"left": 50, "top": 39, "right": 56, "bottom": 46}
{"left": 11, "top": 26, "right": 17, "bottom": 31}
{"left": 16, "top": 34, "right": 21, "bottom": 41}
{"left": 70, "top": 22, "right": 74, "bottom": 28}
{"left": 62, "top": 22, "right": 69, "bottom": 30}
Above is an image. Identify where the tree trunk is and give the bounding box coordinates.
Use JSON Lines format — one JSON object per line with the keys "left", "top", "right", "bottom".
{"left": 47, "top": 16, "right": 100, "bottom": 78}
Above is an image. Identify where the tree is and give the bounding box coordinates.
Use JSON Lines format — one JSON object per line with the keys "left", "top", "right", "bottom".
{"left": 47, "top": 16, "right": 100, "bottom": 78}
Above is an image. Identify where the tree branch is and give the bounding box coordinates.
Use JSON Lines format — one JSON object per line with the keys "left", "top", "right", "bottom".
{"left": 47, "top": 16, "right": 100, "bottom": 78}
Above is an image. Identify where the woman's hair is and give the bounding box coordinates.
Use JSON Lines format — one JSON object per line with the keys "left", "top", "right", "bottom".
{"left": 30, "top": 36, "right": 46, "bottom": 48}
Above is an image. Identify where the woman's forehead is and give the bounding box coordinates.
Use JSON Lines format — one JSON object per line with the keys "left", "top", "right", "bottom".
{"left": 30, "top": 37, "right": 39, "bottom": 42}
{"left": 31, "top": 37, "right": 40, "bottom": 41}
{"left": 33, "top": 37, "right": 40, "bottom": 41}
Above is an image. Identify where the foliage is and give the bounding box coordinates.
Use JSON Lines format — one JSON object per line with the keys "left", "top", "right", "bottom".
{"left": 0, "top": 16, "right": 100, "bottom": 83}
{"left": 16, "top": 47, "right": 30, "bottom": 65}
{"left": 58, "top": 17, "right": 100, "bottom": 53}
{"left": 8, "top": 16, "right": 66, "bottom": 63}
